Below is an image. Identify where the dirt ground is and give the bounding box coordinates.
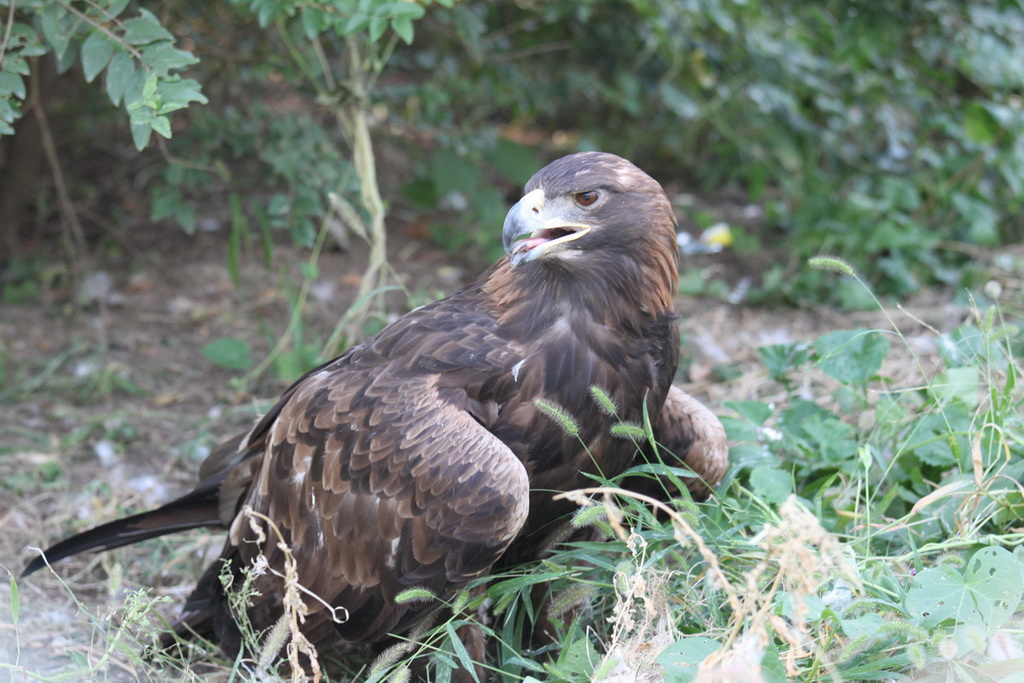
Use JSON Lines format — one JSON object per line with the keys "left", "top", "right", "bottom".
{"left": 0, "top": 204, "right": 1017, "bottom": 677}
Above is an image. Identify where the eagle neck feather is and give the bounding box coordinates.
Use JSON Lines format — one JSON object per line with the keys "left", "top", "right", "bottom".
{"left": 483, "top": 250, "right": 677, "bottom": 341}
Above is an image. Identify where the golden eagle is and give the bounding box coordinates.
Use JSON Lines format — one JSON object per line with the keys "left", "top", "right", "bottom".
{"left": 23, "top": 152, "right": 727, "bottom": 673}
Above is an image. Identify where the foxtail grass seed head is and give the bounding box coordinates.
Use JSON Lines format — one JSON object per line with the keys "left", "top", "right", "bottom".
{"left": 589, "top": 385, "right": 620, "bottom": 417}
{"left": 571, "top": 502, "right": 610, "bottom": 529}
{"left": 386, "top": 666, "right": 411, "bottom": 683}
{"left": 808, "top": 255, "right": 856, "bottom": 277}
{"left": 610, "top": 421, "right": 646, "bottom": 441}
{"left": 534, "top": 398, "right": 581, "bottom": 437}
{"left": 394, "top": 587, "right": 437, "bottom": 604}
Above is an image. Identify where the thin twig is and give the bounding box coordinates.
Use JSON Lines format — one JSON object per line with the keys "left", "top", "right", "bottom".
{"left": 55, "top": 0, "right": 144, "bottom": 62}
{"left": 29, "top": 64, "right": 91, "bottom": 291}
{"left": 0, "top": 1, "right": 16, "bottom": 65}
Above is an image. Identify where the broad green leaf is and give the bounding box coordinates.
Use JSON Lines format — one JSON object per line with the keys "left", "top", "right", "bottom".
{"left": 108, "top": 0, "right": 133, "bottom": 16}
{"left": 963, "top": 101, "right": 1001, "bottom": 144}
{"left": 105, "top": 51, "right": 135, "bottom": 106}
{"left": 300, "top": 8, "right": 325, "bottom": 40}
{"left": 130, "top": 121, "right": 153, "bottom": 150}
{"left": 906, "top": 546, "right": 1024, "bottom": 630}
{"left": 368, "top": 16, "right": 388, "bottom": 43}
{"left": 392, "top": 16, "right": 414, "bottom": 44}
{"left": 750, "top": 465, "right": 792, "bottom": 504}
{"left": 813, "top": 328, "right": 889, "bottom": 385}
{"left": 81, "top": 32, "right": 115, "bottom": 83}
{"left": 657, "top": 636, "right": 719, "bottom": 683}
{"left": 488, "top": 139, "right": 540, "bottom": 185}
{"left": 156, "top": 78, "right": 208, "bottom": 109}
{"left": 343, "top": 14, "right": 371, "bottom": 36}
{"left": 122, "top": 16, "right": 174, "bottom": 45}
{"left": 929, "top": 366, "right": 981, "bottom": 408}
{"left": 40, "top": 8, "right": 71, "bottom": 58}
{"left": 759, "top": 343, "right": 810, "bottom": 379}
{"left": 2, "top": 54, "right": 29, "bottom": 77}
{"left": 0, "top": 72, "right": 26, "bottom": 100}
{"left": 199, "top": 338, "right": 252, "bottom": 370}
{"left": 723, "top": 399, "right": 773, "bottom": 425}
{"left": 150, "top": 115, "right": 172, "bottom": 139}
{"left": 140, "top": 43, "right": 200, "bottom": 73}
{"left": 431, "top": 149, "right": 479, "bottom": 197}
{"left": 10, "top": 23, "right": 49, "bottom": 58}
{"left": 839, "top": 612, "right": 884, "bottom": 639}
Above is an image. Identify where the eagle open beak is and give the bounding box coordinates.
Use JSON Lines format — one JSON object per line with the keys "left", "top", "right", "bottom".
{"left": 502, "top": 188, "right": 592, "bottom": 267}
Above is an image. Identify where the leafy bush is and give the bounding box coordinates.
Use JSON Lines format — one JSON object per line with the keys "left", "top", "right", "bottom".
{"left": 6, "top": 0, "right": 1020, "bottom": 301}
{"left": 0, "top": 2, "right": 206, "bottom": 146}
{"left": 380, "top": 0, "right": 1024, "bottom": 300}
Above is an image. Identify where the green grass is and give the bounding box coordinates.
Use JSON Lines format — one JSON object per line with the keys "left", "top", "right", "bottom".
{"left": 4, "top": 264, "right": 1023, "bottom": 681}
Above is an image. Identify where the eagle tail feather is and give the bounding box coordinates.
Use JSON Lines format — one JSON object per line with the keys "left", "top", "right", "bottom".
{"left": 21, "top": 487, "right": 221, "bottom": 578}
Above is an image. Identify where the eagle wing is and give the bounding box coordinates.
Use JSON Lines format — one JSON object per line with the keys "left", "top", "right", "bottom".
{"left": 186, "top": 295, "right": 531, "bottom": 646}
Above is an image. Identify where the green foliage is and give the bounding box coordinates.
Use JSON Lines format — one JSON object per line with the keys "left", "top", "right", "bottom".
{"left": 0, "top": 1, "right": 206, "bottom": 147}
{"left": 8, "top": 0, "right": 1019, "bottom": 300}
{"left": 381, "top": 0, "right": 1023, "bottom": 300}
{"left": 905, "top": 546, "right": 1024, "bottom": 631}
{"left": 198, "top": 336, "right": 252, "bottom": 370}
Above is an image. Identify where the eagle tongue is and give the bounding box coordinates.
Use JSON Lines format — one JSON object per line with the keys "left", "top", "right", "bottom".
{"left": 519, "top": 236, "right": 549, "bottom": 253}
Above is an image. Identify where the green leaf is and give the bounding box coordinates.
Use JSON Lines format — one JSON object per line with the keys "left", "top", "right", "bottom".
{"left": 150, "top": 114, "right": 172, "bottom": 139}
{"left": 963, "top": 102, "right": 1001, "bottom": 144}
{"left": 300, "top": 8, "right": 325, "bottom": 40}
{"left": 108, "top": 0, "right": 133, "bottom": 16}
{"left": 906, "top": 546, "right": 1024, "bottom": 630}
{"left": 758, "top": 343, "right": 810, "bottom": 379}
{"left": 488, "top": 139, "right": 540, "bottom": 185}
{"left": 0, "top": 72, "right": 26, "bottom": 100}
{"left": 81, "top": 32, "right": 115, "bottom": 83}
{"left": 392, "top": 15, "right": 414, "bottom": 44}
{"left": 140, "top": 43, "right": 200, "bottom": 74}
{"left": 40, "top": 8, "right": 70, "bottom": 58}
{"left": 342, "top": 14, "right": 370, "bottom": 36}
{"left": 130, "top": 121, "right": 152, "bottom": 150}
{"left": 2, "top": 54, "right": 29, "bottom": 77}
{"left": 813, "top": 329, "right": 889, "bottom": 385}
{"left": 105, "top": 51, "right": 135, "bottom": 106}
{"left": 749, "top": 465, "right": 792, "bottom": 504}
{"left": 929, "top": 366, "right": 981, "bottom": 408}
{"left": 444, "top": 622, "right": 479, "bottom": 678}
{"left": 199, "top": 338, "right": 252, "bottom": 370}
{"left": 368, "top": 16, "right": 388, "bottom": 43}
{"left": 156, "top": 78, "right": 208, "bottom": 110}
{"left": 723, "top": 400, "right": 772, "bottom": 425}
{"left": 431, "top": 149, "right": 479, "bottom": 197}
{"left": 657, "top": 636, "right": 719, "bottom": 682}
{"left": 122, "top": 15, "right": 175, "bottom": 45}
{"left": 839, "top": 612, "right": 884, "bottom": 639}
{"left": 9, "top": 23, "right": 48, "bottom": 58}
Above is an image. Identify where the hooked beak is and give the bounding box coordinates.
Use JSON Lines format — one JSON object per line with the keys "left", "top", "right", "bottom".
{"left": 502, "top": 188, "right": 592, "bottom": 267}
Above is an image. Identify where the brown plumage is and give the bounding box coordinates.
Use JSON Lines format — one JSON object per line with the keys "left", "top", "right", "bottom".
{"left": 22, "top": 152, "right": 727, "bottom": 668}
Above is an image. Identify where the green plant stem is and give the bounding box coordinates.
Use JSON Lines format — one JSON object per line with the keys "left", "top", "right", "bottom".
{"left": 54, "top": 0, "right": 143, "bottom": 61}
{"left": 336, "top": 34, "right": 390, "bottom": 346}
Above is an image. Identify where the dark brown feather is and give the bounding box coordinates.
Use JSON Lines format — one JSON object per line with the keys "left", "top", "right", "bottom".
{"left": 23, "top": 152, "right": 728, "bottom": 670}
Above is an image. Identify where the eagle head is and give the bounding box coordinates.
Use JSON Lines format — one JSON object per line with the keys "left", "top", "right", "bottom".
{"left": 502, "top": 151, "right": 678, "bottom": 269}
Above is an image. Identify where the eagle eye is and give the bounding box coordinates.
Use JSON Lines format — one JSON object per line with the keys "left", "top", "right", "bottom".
{"left": 574, "top": 190, "right": 599, "bottom": 207}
